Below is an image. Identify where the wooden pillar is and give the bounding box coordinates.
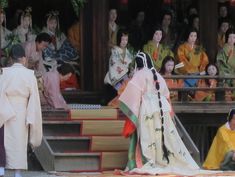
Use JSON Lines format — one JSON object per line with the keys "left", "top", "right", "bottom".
{"left": 199, "top": 0, "right": 218, "bottom": 63}
{"left": 92, "top": 0, "right": 109, "bottom": 91}
{"left": 80, "top": 1, "right": 93, "bottom": 91}
{"left": 80, "top": 0, "right": 109, "bottom": 91}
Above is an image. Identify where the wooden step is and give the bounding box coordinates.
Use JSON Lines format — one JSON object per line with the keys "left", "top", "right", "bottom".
{"left": 91, "top": 136, "right": 129, "bottom": 151}
{"left": 42, "top": 109, "right": 69, "bottom": 120}
{"left": 53, "top": 152, "right": 101, "bottom": 171}
{"left": 35, "top": 138, "right": 101, "bottom": 171}
{"left": 70, "top": 108, "right": 118, "bottom": 120}
{"left": 82, "top": 120, "right": 125, "bottom": 135}
{"left": 46, "top": 136, "right": 90, "bottom": 153}
{"left": 43, "top": 121, "right": 81, "bottom": 136}
{"left": 101, "top": 151, "right": 128, "bottom": 170}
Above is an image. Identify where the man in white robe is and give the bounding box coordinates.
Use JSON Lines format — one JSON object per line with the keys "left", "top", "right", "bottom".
{"left": 0, "top": 44, "right": 42, "bottom": 177}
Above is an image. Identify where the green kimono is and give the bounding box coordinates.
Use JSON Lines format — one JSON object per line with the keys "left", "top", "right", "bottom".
{"left": 143, "top": 40, "right": 174, "bottom": 71}
{"left": 217, "top": 44, "right": 235, "bottom": 76}
{"left": 216, "top": 44, "right": 235, "bottom": 98}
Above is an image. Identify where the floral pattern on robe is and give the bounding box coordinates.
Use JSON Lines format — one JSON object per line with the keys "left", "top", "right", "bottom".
{"left": 104, "top": 46, "right": 133, "bottom": 87}
{"left": 119, "top": 68, "right": 202, "bottom": 176}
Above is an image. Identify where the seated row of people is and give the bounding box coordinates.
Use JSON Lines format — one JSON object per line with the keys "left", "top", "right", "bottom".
{"left": 1, "top": 8, "right": 79, "bottom": 67}
{"left": 104, "top": 26, "right": 235, "bottom": 103}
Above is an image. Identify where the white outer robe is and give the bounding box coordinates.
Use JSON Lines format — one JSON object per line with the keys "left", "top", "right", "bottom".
{"left": 0, "top": 63, "right": 42, "bottom": 169}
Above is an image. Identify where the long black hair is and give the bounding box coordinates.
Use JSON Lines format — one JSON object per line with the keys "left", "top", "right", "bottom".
{"left": 135, "top": 51, "right": 170, "bottom": 163}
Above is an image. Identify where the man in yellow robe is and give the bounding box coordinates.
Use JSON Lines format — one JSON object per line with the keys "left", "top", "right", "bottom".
{"left": 203, "top": 109, "right": 235, "bottom": 170}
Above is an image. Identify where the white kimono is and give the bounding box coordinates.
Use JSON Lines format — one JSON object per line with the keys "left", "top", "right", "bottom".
{"left": 0, "top": 63, "right": 42, "bottom": 169}
{"left": 119, "top": 69, "right": 218, "bottom": 176}
{"left": 104, "top": 46, "right": 133, "bottom": 88}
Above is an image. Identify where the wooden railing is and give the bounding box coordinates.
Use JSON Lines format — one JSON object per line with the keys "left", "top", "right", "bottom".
{"left": 163, "top": 75, "right": 235, "bottom": 103}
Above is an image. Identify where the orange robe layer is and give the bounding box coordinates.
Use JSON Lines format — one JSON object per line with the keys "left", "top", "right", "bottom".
{"left": 177, "top": 43, "right": 209, "bottom": 74}
{"left": 165, "top": 78, "right": 183, "bottom": 101}
{"left": 194, "top": 79, "right": 217, "bottom": 101}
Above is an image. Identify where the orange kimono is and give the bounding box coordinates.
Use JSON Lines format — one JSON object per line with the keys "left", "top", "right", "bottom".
{"left": 165, "top": 78, "right": 183, "bottom": 101}
{"left": 194, "top": 79, "right": 217, "bottom": 101}
{"left": 177, "top": 43, "right": 209, "bottom": 74}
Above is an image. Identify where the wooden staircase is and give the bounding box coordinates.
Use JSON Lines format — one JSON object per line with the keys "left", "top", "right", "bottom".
{"left": 35, "top": 106, "right": 200, "bottom": 172}
{"left": 35, "top": 108, "right": 129, "bottom": 172}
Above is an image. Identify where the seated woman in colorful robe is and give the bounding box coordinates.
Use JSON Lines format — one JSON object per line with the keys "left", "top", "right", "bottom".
{"left": 216, "top": 28, "right": 235, "bottom": 101}
{"left": 217, "top": 17, "right": 230, "bottom": 51}
{"left": 159, "top": 55, "right": 183, "bottom": 101}
{"left": 104, "top": 29, "right": 134, "bottom": 91}
{"left": 42, "top": 63, "right": 75, "bottom": 110}
{"left": 42, "top": 10, "right": 78, "bottom": 70}
{"left": 0, "top": 10, "right": 12, "bottom": 48}
{"left": 176, "top": 28, "right": 208, "bottom": 75}
{"left": 108, "top": 8, "right": 119, "bottom": 49}
{"left": 194, "top": 63, "right": 218, "bottom": 101}
{"left": 13, "top": 7, "right": 36, "bottom": 43}
{"left": 203, "top": 108, "right": 235, "bottom": 170}
{"left": 0, "top": 9, "right": 18, "bottom": 67}
{"left": 176, "top": 28, "right": 209, "bottom": 88}
{"left": 143, "top": 26, "right": 174, "bottom": 71}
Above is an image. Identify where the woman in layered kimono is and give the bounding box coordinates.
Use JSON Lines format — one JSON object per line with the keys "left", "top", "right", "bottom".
{"left": 0, "top": 8, "right": 13, "bottom": 67}
{"left": 13, "top": 7, "right": 36, "bottom": 43}
{"left": 194, "top": 63, "right": 219, "bottom": 102}
{"left": 42, "top": 63, "right": 75, "bottom": 110}
{"left": 176, "top": 27, "right": 209, "bottom": 89}
{"left": 0, "top": 44, "right": 42, "bottom": 177}
{"left": 0, "top": 9, "right": 12, "bottom": 49}
{"left": 159, "top": 55, "right": 183, "bottom": 101}
{"left": 42, "top": 10, "right": 78, "bottom": 66}
{"left": 104, "top": 29, "right": 134, "bottom": 91}
{"left": 108, "top": 8, "right": 119, "bottom": 49}
{"left": 119, "top": 51, "right": 201, "bottom": 175}
{"left": 143, "top": 26, "right": 174, "bottom": 71}
{"left": 216, "top": 28, "right": 235, "bottom": 101}
{"left": 176, "top": 28, "right": 208, "bottom": 76}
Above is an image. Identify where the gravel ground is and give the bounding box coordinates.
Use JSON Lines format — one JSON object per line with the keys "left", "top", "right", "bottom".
{"left": 3, "top": 170, "right": 66, "bottom": 177}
